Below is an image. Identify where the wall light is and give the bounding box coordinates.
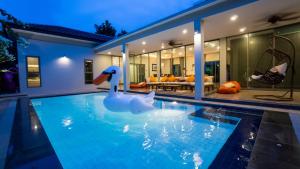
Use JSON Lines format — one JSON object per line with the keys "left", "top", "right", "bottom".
{"left": 239, "top": 27, "right": 246, "bottom": 33}
{"left": 57, "top": 56, "right": 71, "bottom": 66}
{"left": 182, "top": 29, "right": 188, "bottom": 34}
{"left": 230, "top": 15, "right": 238, "bottom": 21}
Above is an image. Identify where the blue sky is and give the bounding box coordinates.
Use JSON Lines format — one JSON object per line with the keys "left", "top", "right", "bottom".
{"left": 0, "top": 0, "right": 200, "bottom": 33}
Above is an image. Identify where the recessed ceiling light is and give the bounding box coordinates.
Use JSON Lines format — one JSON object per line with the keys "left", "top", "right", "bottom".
{"left": 142, "top": 49, "right": 146, "bottom": 53}
{"left": 230, "top": 15, "right": 238, "bottom": 21}
{"left": 142, "top": 41, "right": 146, "bottom": 45}
{"left": 161, "top": 46, "right": 165, "bottom": 49}
{"left": 239, "top": 27, "right": 246, "bottom": 33}
{"left": 182, "top": 29, "right": 188, "bottom": 34}
{"left": 107, "top": 52, "right": 111, "bottom": 55}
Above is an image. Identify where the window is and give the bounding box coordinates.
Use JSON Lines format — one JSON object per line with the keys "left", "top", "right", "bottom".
{"left": 84, "top": 59, "right": 93, "bottom": 84}
{"left": 26, "top": 56, "right": 41, "bottom": 88}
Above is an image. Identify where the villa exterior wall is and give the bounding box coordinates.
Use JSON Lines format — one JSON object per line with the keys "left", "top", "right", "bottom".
{"left": 17, "top": 38, "right": 98, "bottom": 96}
{"left": 94, "top": 54, "right": 112, "bottom": 89}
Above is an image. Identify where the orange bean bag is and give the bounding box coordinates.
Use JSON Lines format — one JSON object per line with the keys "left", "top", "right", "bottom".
{"left": 130, "top": 82, "right": 147, "bottom": 88}
{"left": 217, "top": 81, "right": 241, "bottom": 94}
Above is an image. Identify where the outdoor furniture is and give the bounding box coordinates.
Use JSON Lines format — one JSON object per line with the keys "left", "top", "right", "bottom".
{"left": 157, "top": 84, "right": 181, "bottom": 92}
{"left": 130, "top": 82, "right": 147, "bottom": 88}
{"left": 205, "top": 83, "right": 214, "bottom": 92}
{"left": 147, "top": 82, "right": 160, "bottom": 90}
{"left": 217, "top": 81, "right": 240, "bottom": 94}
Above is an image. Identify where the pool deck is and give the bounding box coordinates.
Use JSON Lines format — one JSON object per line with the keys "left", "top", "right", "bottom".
{"left": 247, "top": 111, "right": 300, "bottom": 169}
{"left": 0, "top": 99, "right": 16, "bottom": 169}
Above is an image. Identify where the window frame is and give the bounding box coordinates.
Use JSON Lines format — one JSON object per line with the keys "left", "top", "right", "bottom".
{"left": 26, "top": 56, "right": 42, "bottom": 88}
{"left": 84, "top": 59, "right": 94, "bottom": 84}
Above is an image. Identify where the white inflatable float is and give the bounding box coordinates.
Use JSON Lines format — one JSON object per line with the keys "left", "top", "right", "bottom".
{"left": 93, "top": 66, "right": 155, "bottom": 114}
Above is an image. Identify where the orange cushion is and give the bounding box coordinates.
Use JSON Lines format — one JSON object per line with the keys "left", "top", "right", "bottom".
{"left": 168, "top": 75, "right": 176, "bottom": 82}
{"left": 186, "top": 76, "right": 195, "bottom": 82}
{"left": 160, "top": 76, "right": 168, "bottom": 82}
{"left": 150, "top": 76, "right": 157, "bottom": 82}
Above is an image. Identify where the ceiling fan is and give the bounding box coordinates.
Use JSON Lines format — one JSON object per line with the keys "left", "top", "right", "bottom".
{"left": 167, "top": 40, "right": 183, "bottom": 47}
{"left": 256, "top": 12, "right": 300, "bottom": 26}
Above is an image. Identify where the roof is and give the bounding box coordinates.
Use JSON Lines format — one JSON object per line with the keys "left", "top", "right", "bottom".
{"left": 11, "top": 23, "right": 113, "bottom": 43}
{"left": 94, "top": 0, "right": 257, "bottom": 52}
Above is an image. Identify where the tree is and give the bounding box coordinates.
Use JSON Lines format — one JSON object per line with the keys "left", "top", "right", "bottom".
{"left": 0, "top": 9, "right": 28, "bottom": 64}
{"left": 95, "top": 20, "right": 116, "bottom": 37}
{"left": 117, "top": 29, "right": 128, "bottom": 37}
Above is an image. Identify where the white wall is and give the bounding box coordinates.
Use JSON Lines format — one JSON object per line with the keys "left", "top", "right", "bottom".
{"left": 18, "top": 38, "right": 99, "bottom": 96}
{"left": 94, "top": 54, "right": 112, "bottom": 88}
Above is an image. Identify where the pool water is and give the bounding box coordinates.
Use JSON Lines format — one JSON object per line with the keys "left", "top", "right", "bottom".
{"left": 31, "top": 93, "right": 239, "bottom": 169}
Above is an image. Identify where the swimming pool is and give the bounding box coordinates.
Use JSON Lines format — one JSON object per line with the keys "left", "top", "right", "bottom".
{"left": 31, "top": 93, "right": 240, "bottom": 169}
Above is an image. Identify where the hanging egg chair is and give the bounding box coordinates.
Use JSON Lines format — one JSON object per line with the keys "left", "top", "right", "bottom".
{"left": 249, "top": 35, "right": 296, "bottom": 101}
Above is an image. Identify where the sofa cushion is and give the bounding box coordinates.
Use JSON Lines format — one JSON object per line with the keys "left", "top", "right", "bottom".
{"left": 186, "top": 76, "right": 195, "bottom": 82}
{"left": 168, "top": 75, "right": 176, "bottom": 82}
{"left": 150, "top": 76, "right": 157, "bottom": 82}
{"left": 160, "top": 76, "right": 168, "bottom": 82}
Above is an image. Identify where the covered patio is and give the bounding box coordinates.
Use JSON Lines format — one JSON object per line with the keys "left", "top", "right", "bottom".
{"left": 94, "top": 0, "right": 300, "bottom": 106}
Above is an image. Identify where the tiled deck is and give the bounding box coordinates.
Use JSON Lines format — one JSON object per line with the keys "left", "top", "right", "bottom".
{"left": 206, "top": 89, "right": 300, "bottom": 106}
{"left": 128, "top": 87, "right": 300, "bottom": 105}
{"left": 247, "top": 111, "right": 300, "bottom": 169}
{"left": 0, "top": 99, "right": 17, "bottom": 169}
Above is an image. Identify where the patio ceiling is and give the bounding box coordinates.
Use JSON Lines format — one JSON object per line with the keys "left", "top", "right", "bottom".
{"left": 97, "top": 0, "right": 300, "bottom": 56}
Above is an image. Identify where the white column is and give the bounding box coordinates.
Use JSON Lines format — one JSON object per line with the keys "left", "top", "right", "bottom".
{"left": 157, "top": 51, "right": 161, "bottom": 81}
{"left": 219, "top": 38, "right": 227, "bottom": 84}
{"left": 122, "top": 43, "right": 130, "bottom": 92}
{"left": 194, "top": 18, "right": 205, "bottom": 100}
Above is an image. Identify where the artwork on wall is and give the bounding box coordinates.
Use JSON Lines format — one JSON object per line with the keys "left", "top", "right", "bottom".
{"left": 152, "top": 64, "right": 157, "bottom": 71}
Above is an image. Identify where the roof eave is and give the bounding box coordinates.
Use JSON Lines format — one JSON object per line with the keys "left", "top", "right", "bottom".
{"left": 94, "top": 0, "right": 257, "bottom": 53}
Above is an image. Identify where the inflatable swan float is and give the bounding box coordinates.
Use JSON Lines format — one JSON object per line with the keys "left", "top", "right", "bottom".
{"left": 93, "top": 66, "right": 155, "bottom": 113}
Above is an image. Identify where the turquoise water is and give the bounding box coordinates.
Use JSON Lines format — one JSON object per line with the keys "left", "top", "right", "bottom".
{"left": 32, "top": 93, "right": 238, "bottom": 169}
